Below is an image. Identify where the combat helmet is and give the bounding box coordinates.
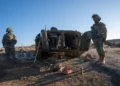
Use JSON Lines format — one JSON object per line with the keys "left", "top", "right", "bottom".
{"left": 6, "top": 27, "right": 13, "bottom": 33}
{"left": 92, "top": 14, "right": 101, "bottom": 21}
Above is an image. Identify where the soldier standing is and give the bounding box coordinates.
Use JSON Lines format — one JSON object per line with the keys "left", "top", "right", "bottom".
{"left": 2, "top": 27, "right": 17, "bottom": 61}
{"left": 91, "top": 14, "right": 107, "bottom": 64}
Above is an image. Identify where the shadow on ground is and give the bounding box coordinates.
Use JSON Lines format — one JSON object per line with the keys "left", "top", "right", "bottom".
{"left": 90, "top": 62, "right": 120, "bottom": 86}
{"left": 27, "top": 69, "right": 83, "bottom": 86}
{"left": 0, "top": 50, "right": 46, "bottom": 83}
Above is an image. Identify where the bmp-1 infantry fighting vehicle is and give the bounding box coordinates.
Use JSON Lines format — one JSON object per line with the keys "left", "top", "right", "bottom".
{"left": 35, "top": 27, "right": 92, "bottom": 60}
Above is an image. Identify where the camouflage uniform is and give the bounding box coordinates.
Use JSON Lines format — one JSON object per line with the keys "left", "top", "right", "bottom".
{"left": 2, "top": 27, "right": 17, "bottom": 60}
{"left": 91, "top": 14, "right": 107, "bottom": 64}
{"left": 35, "top": 33, "right": 41, "bottom": 53}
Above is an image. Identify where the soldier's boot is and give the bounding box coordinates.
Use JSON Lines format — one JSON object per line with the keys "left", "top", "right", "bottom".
{"left": 98, "top": 56, "right": 105, "bottom": 64}
{"left": 98, "top": 56, "right": 102, "bottom": 62}
{"left": 101, "top": 56, "right": 105, "bottom": 64}
{"left": 97, "top": 56, "right": 105, "bottom": 64}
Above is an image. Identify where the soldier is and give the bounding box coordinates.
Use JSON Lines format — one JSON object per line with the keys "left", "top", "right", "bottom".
{"left": 2, "top": 27, "right": 17, "bottom": 61}
{"left": 35, "top": 33, "right": 41, "bottom": 53}
{"left": 91, "top": 14, "right": 107, "bottom": 64}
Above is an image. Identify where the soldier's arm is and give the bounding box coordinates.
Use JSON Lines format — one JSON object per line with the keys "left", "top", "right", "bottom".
{"left": 13, "top": 34, "right": 17, "bottom": 44}
{"left": 2, "top": 35, "right": 6, "bottom": 46}
{"left": 102, "top": 25, "right": 107, "bottom": 40}
{"left": 13, "top": 34, "right": 17, "bottom": 40}
{"left": 99, "top": 23, "right": 107, "bottom": 40}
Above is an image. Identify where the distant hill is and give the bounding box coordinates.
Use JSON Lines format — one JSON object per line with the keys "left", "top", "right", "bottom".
{"left": 105, "top": 39, "right": 120, "bottom": 47}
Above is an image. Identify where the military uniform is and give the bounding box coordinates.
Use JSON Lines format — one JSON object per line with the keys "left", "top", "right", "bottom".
{"left": 91, "top": 14, "right": 107, "bottom": 64}
{"left": 35, "top": 33, "right": 41, "bottom": 53}
{"left": 2, "top": 27, "right": 17, "bottom": 60}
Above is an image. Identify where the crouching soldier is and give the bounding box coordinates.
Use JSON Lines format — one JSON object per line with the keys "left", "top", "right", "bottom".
{"left": 91, "top": 14, "right": 107, "bottom": 64}
{"left": 35, "top": 33, "right": 42, "bottom": 54}
{"left": 2, "top": 27, "right": 17, "bottom": 61}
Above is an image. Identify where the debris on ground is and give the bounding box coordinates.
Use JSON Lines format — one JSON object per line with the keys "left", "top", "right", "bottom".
{"left": 85, "top": 53, "right": 95, "bottom": 60}
{"left": 60, "top": 66, "right": 73, "bottom": 75}
{"left": 79, "top": 59, "right": 85, "bottom": 63}
{"left": 0, "top": 48, "right": 120, "bottom": 86}
{"left": 81, "top": 66, "right": 83, "bottom": 75}
{"left": 50, "top": 63, "right": 63, "bottom": 72}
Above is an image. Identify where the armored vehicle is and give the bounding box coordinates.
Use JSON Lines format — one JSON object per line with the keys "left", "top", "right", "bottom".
{"left": 35, "top": 27, "right": 92, "bottom": 60}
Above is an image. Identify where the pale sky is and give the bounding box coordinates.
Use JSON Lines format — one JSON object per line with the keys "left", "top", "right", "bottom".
{"left": 0, "top": 0, "right": 120, "bottom": 48}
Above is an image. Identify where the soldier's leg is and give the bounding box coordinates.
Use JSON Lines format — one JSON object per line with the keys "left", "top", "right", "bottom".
{"left": 9, "top": 46, "right": 16, "bottom": 61}
{"left": 5, "top": 47, "right": 10, "bottom": 60}
{"left": 96, "top": 39, "right": 105, "bottom": 64}
{"left": 94, "top": 39, "right": 104, "bottom": 62}
{"left": 99, "top": 42, "right": 105, "bottom": 64}
{"left": 94, "top": 39, "right": 101, "bottom": 60}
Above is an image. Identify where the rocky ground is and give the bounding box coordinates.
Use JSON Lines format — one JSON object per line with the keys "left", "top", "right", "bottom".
{"left": 0, "top": 47, "right": 120, "bottom": 86}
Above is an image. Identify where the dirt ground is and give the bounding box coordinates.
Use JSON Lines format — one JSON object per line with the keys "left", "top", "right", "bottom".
{"left": 0, "top": 48, "right": 120, "bottom": 86}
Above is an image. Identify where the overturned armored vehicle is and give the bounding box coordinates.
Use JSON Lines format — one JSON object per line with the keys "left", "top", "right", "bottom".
{"left": 35, "top": 27, "right": 91, "bottom": 60}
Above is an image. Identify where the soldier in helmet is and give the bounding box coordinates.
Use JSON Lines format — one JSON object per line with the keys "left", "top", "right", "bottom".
{"left": 91, "top": 14, "right": 107, "bottom": 64}
{"left": 35, "top": 33, "right": 42, "bottom": 53}
{"left": 2, "top": 27, "right": 17, "bottom": 61}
